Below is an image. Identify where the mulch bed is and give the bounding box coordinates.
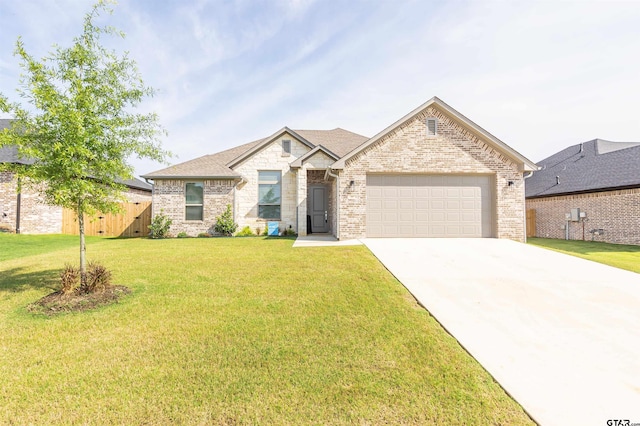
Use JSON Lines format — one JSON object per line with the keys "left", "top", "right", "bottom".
{"left": 27, "top": 285, "right": 132, "bottom": 316}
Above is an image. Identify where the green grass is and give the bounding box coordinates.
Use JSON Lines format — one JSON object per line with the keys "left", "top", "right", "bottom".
{"left": 528, "top": 237, "right": 640, "bottom": 273}
{"left": 0, "top": 234, "right": 533, "bottom": 425}
{"left": 0, "top": 233, "right": 105, "bottom": 262}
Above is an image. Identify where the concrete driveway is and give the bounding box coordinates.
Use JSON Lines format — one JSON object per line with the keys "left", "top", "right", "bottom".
{"left": 363, "top": 238, "right": 640, "bottom": 426}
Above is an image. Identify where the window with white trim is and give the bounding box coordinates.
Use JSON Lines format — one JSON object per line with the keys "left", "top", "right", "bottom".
{"left": 426, "top": 118, "right": 438, "bottom": 136}
{"left": 185, "top": 182, "right": 203, "bottom": 220}
{"left": 258, "top": 171, "right": 281, "bottom": 219}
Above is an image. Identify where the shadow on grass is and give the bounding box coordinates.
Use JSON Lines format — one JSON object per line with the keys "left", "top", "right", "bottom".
{"left": 529, "top": 238, "right": 640, "bottom": 254}
{"left": 0, "top": 266, "right": 60, "bottom": 294}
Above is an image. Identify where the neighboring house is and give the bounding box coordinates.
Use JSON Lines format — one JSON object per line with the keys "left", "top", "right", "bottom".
{"left": 143, "top": 96, "right": 537, "bottom": 241}
{"left": 526, "top": 139, "right": 640, "bottom": 245}
{"left": 0, "top": 118, "right": 152, "bottom": 234}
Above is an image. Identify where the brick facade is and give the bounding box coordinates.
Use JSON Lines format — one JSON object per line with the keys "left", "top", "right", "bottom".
{"left": 526, "top": 188, "right": 640, "bottom": 245}
{"left": 152, "top": 178, "right": 235, "bottom": 236}
{"left": 0, "top": 171, "right": 151, "bottom": 234}
{"left": 148, "top": 103, "right": 531, "bottom": 241}
{"left": 151, "top": 136, "right": 344, "bottom": 237}
{"left": 0, "top": 172, "right": 62, "bottom": 234}
{"left": 338, "top": 105, "right": 526, "bottom": 241}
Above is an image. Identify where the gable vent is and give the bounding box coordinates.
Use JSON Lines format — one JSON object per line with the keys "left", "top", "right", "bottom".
{"left": 426, "top": 118, "right": 437, "bottom": 136}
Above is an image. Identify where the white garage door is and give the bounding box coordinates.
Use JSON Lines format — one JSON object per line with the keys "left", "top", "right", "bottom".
{"left": 366, "top": 174, "right": 493, "bottom": 238}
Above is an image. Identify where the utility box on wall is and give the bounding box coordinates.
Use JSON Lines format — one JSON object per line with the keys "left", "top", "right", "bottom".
{"left": 570, "top": 208, "right": 581, "bottom": 222}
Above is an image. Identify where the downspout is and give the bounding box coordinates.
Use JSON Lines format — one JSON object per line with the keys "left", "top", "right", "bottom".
{"left": 325, "top": 168, "right": 340, "bottom": 240}
{"left": 522, "top": 170, "right": 536, "bottom": 242}
{"left": 15, "top": 177, "right": 21, "bottom": 234}
{"left": 147, "top": 179, "right": 155, "bottom": 217}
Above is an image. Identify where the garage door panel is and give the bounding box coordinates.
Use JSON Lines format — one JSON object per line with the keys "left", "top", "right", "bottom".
{"left": 383, "top": 188, "right": 398, "bottom": 197}
{"left": 367, "top": 174, "right": 493, "bottom": 238}
{"left": 399, "top": 211, "right": 413, "bottom": 222}
{"left": 430, "top": 187, "right": 445, "bottom": 197}
{"left": 383, "top": 211, "right": 398, "bottom": 221}
{"left": 383, "top": 199, "right": 398, "bottom": 209}
{"left": 399, "top": 199, "right": 413, "bottom": 210}
{"left": 461, "top": 200, "right": 476, "bottom": 210}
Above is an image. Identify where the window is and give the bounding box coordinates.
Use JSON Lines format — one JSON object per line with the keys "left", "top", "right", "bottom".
{"left": 185, "top": 182, "right": 203, "bottom": 220}
{"left": 282, "top": 139, "right": 291, "bottom": 155}
{"left": 426, "top": 118, "right": 438, "bottom": 136}
{"left": 258, "top": 171, "right": 281, "bottom": 219}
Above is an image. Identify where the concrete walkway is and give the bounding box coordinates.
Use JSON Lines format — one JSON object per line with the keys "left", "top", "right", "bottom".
{"left": 292, "top": 235, "right": 363, "bottom": 247}
{"left": 363, "top": 238, "right": 640, "bottom": 426}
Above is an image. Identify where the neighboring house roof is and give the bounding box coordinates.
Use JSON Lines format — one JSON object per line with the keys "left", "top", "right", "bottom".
{"left": 1, "top": 118, "right": 151, "bottom": 192}
{"left": 525, "top": 139, "right": 640, "bottom": 198}
{"left": 331, "top": 96, "right": 538, "bottom": 172}
{"left": 142, "top": 128, "right": 369, "bottom": 179}
{"left": 1, "top": 119, "right": 34, "bottom": 165}
{"left": 121, "top": 178, "right": 152, "bottom": 192}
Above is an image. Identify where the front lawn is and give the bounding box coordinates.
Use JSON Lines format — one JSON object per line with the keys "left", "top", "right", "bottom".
{"left": 528, "top": 237, "right": 640, "bottom": 273}
{"left": 0, "top": 234, "right": 532, "bottom": 425}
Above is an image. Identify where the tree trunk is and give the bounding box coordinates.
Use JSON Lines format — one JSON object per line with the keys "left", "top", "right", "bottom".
{"left": 78, "top": 207, "right": 87, "bottom": 290}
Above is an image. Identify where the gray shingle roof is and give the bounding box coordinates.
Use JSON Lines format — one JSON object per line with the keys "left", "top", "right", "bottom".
{"left": 142, "top": 128, "right": 369, "bottom": 179}
{"left": 525, "top": 139, "right": 640, "bottom": 198}
{"left": 0, "top": 119, "right": 34, "bottom": 165}
{"left": 121, "top": 178, "right": 152, "bottom": 192}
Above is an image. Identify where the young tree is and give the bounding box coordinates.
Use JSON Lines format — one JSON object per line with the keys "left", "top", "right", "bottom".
{"left": 0, "top": 0, "right": 170, "bottom": 289}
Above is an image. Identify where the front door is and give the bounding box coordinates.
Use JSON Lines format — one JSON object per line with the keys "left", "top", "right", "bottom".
{"left": 309, "top": 185, "right": 329, "bottom": 233}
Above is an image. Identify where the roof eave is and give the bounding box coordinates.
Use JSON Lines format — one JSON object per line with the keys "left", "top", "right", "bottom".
{"left": 526, "top": 184, "right": 640, "bottom": 199}
{"left": 290, "top": 145, "right": 340, "bottom": 168}
{"left": 141, "top": 174, "right": 241, "bottom": 180}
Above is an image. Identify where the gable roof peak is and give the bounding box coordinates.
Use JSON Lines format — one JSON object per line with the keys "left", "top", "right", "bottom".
{"left": 331, "top": 96, "right": 537, "bottom": 171}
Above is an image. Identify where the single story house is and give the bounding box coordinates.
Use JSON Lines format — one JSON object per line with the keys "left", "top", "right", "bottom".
{"left": 0, "top": 119, "right": 152, "bottom": 234}
{"left": 526, "top": 139, "right": 640, "bottom": 245}
{"left": 143, "top": 97, "right": 537, "bottom": 241}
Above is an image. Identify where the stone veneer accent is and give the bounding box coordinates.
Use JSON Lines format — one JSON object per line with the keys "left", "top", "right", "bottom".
{"left": 526, "top": 188, "right": 640, "bottom": 245}
{"left": 338, "top": 105, "right": 525, "bottom": 241}
{"left": 234, "top": 134, "right": 312, "bottom": 235}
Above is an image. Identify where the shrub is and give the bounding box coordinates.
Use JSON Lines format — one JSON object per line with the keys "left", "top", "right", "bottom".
{"left": 177, "top": 232, "right": 189, "bottom": 238}
{"left": 236, "top": 226, "right": 254, "bottom": 237}
{"left": 148, "top": 210, "right": 172, "bottom": 239}
{"left": 214, "top": 204, "right": 238, "bottom": 236}
{"left": 60, "top": 264, "right": 79, "bottom": 294}
{"left": 83, "top": 261, "right": 112, "bottom": 293}
{"left": 283, "top": 226, "right": 297, "bottom": 237}
{"left": 197, "top": 232, "right": 210, "bottom": 238}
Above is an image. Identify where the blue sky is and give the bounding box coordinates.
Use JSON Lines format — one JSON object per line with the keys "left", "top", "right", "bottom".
{"left": 1, "top": 0, "right": 640, "bottom": 178}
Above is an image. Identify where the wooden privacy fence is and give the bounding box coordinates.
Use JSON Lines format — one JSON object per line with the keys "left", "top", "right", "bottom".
{"left": 526, "top": 209, "right": 536, "bottom": 238}
{"left": 62, "top": 202, "right": 152, "bottom": 237}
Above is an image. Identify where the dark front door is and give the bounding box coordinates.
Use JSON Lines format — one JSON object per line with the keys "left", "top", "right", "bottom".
{"left": 309, "top": 185, "right": 329, "bottom": 233}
